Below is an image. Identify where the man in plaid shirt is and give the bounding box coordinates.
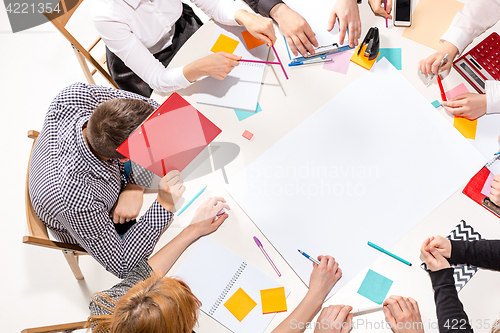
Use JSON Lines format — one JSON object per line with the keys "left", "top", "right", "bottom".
{"left": 29, "top": 83, "right": 185, "bottom": 278}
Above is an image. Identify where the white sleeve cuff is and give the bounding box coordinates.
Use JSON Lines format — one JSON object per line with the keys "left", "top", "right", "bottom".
{"left": 440, "top": 26, "right": 472, "bottom": 55}
{"left": 486, "top": 80, "right": 500, "bottom": 114}
{"left": 219, "top": 1, "right": 244, "bottom": 26}
{"left": 164, "top": 66, "right": 192, "bottom": 90}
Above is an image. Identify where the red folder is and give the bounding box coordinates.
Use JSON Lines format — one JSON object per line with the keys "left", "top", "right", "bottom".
{"left": 116, "top": 93, "right": 222, "bottom": 177}
{"left": 463, "top": 166, "right": 500, "bottom": 218}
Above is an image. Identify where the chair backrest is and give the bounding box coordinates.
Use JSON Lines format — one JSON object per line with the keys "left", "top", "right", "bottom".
{"left": 46, "top": 0, "right": 85, "bottom": 28}
{"left": 25, "top": 130, "right": 49, "bottom": 239}
{"left": 24, "top": 130, "right": 88, "bottom": 255}
{"left": 21, "top": 321, "right": 87, "bottom": 333}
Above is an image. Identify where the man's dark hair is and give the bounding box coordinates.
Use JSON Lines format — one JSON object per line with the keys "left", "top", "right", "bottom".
{"left": 87, "top": 98, "right": 155, "bottom": 159}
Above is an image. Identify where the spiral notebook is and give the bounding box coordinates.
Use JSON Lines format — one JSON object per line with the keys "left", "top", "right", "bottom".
{"left": 174, "top": 237, "right": 290, "bottom": 333}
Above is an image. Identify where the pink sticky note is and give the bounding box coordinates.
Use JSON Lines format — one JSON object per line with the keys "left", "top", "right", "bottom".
{"left": 323, "top": 51, "right": 353, "bottom": 74}
{"left": 446, "top": 83, "right": 469, "bottom": 100}
{"left": 242, "top": 130, "right": 254, "bottom": 140}
{"left": 481, "top": 172, "right": 495, "bottom": 196}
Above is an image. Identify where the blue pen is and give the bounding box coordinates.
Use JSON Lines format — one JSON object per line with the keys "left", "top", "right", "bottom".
{"left": 367, "top": 241, "right": 412, "bottom": 266}
{"left": 298, "top": 249, "right": 320, "bottom": 265}
{"left": 289, "top": 58, "right": 332, "bottom": 67}
{"left": 177, "top": 186, "right": 207, "bottom": 216}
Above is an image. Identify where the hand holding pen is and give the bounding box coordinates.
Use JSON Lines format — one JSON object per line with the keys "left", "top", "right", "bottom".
{"left": 418, "top": 41, "right": 459, "bottom": 78}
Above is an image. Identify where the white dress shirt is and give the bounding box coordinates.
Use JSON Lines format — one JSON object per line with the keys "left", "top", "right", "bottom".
{"left": 91, "top": 0, "right": 244, "bottom": 93}
{"left": 440, "top": 0, "right": 500, "bottom": 114}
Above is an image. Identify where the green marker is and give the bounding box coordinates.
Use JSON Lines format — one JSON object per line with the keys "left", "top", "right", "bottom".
{"left": 368, "top": 241, "right": 412, "bottom": 266}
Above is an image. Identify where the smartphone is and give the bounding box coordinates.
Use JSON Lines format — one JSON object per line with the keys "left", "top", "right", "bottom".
{"left": 393, "top": 0, "right": 412, "bottom": 27}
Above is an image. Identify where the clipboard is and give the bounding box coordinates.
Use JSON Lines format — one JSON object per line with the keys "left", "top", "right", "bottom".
{"left": 285, "top": 39, "right": 353, "bottom": 66}
{"left": 463, "top": 166, "right": 500, "bottom": 217}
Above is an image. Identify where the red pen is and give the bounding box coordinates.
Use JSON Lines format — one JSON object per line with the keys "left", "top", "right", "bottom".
{"left": 436, "top": 75, "right": 447, "bottom": 102}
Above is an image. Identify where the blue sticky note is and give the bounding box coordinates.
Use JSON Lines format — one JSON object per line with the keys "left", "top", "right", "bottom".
{"left": 376, "top": 48, "right": 402, "bottom": 70}
{"left": 357, "top": 269, "right": 393, "bottom": 304}
{"left": 431, "top": 100, "right": 441, "bottom": 108}
{"left": 234, "top": 103, "right": 262, "bottom": 121}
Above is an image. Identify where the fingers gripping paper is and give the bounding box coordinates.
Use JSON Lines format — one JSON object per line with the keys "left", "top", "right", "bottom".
{"left": 227, "top": 58, "right": 485, "bottom": 296}
{"left": 116, "top": 93, "right": 222, "bottom": 177}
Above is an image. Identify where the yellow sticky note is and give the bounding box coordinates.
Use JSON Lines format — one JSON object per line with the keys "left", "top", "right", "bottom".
{"left": 211, "top": 34, "right": 239, "bottom": 54}
{"left": 224, "top": 288, "right": 257, "bottom": 322}
{"left": 260, "top": 287, "right": 287, "bottom": 314}
{"left": 242, "top": 30, "right": 265, "bottom": 50}
{"left": 350, "top": 45, "right": 379, "bottom": 70}
{"left": 453, "top": 117, "right": 477, "bottom": 140}
{"left": 402, "top": 0, "right": 464, "bottom": 50}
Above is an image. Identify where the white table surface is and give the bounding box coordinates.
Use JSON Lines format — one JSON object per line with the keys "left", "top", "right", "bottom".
{"left": 144, "top": 2, "right": 500, "bottom": 332}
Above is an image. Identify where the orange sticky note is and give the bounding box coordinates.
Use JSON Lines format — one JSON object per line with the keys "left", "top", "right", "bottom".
{"left": 211, "top": 34, "right": 239, "bottom": 54}
{"left": 260, "top": 287, "right": 287, "bottom": 314}
{"left": 453, "top": 117, "right": 477, "bottom": 140}
{"left": 350, "top": 45, "right": 379, "bottom": 70}
{"left": 223, "top": 288, "right": 257, "bottom": 322}
{"left": 242, "top": 30, "right": 265, "bottom": 50}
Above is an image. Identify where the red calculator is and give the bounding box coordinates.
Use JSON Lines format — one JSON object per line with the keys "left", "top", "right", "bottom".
{"left": 453, "top": 32, "right": 500, "bottom": 94}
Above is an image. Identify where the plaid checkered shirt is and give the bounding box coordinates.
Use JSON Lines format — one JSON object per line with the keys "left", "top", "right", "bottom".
{"left": 29, "top": 83, "right": 173, "bottom": 278}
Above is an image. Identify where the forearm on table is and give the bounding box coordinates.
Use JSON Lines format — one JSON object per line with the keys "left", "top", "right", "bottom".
{"left": 430, "top": 268, "right": 472, "bottom": 333}
{"left": 450, "top": 240, "right": 500, "bottom": 270}
{"left": 271, "top": 292, "right": 323, "bottom": 333}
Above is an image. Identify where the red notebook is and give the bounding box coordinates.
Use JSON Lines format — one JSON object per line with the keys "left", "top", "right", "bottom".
{"left": 463, "top": 166, "right": 500, "bottom": 218}
{"left": 116, "top": 93, "right": 222, "bottom": 177}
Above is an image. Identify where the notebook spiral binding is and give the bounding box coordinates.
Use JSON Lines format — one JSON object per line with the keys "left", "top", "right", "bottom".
{"left": 485, "top": 155, "right": 499, "bottom": 169}
{"left": 208, "top": 261, "right": 248, "bottom": 316}
{"left": 241, "top": 62, "right": 265, "bottom": 68}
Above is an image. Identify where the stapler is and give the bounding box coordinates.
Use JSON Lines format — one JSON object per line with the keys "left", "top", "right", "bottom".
{"left": 358, "top": 27, "right": 380, "bottom": 60}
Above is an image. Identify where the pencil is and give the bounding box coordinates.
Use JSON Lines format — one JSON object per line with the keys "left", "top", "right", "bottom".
{"left": 367, "top": 241, "right": 412, "bottom": 266}
{"left": 177, "top": 186, "right": 207, "bottom": 216}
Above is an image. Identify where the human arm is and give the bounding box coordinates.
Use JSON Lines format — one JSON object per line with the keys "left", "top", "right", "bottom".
{"left": 313, "top": 305, "right": 353, "bottom": 333}
{"left": 328, "top": 0, "right": 361, "bottom": 48}
{"left": 147, "top": 196, "right": 230, "bottom": 275}
{"left": 427, "top": 235, "right": 500, "bottom": 270}
{"left": 418, "top": 0, "right": 500, "bottom": 76}
{"left": 491, "top": 174, "right": 500, "bottom": 205}
{"left": 112, "top": 183, "right": 145, "bottom": 224}
{"left": 368, "top": 0, "right": 393, "bottom": 20}
{"left": 383, "top": 296, "right": 425, "bottom": 333}
{"left": 271, "top": 255, "right": 343, "bottom": 333}
{"left": 420, "top": 238, "right": 472, "bottom": 333}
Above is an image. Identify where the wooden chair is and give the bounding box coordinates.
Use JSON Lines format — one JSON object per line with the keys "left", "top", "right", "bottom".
{"left": 21, "top": 321, "right": 87, "bottom": 333}
{"left": 24, "top": 130, "right": 89, "bottom": 280}
{"left": 44, "top": 0, "right": 118, "bottom": 88}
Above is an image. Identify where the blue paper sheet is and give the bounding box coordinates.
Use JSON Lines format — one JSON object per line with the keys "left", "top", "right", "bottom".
{"left": 357, "top": 269, "right": 393, "bottom": 304}
{"left": 431, "top": 100, "right": 441, "bottom": 108}
{"left": 234, "top": 103, "right": 262, "bottom": 121}
{"left": 377, "top": 48, "right": 402, "bottom": 70}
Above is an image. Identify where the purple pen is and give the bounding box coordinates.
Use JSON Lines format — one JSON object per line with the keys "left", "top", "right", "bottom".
{"left": 239, "top": 59, "right": 281, "bottom": 65}
{"left": 253, "top": 236, "right": 281, "bottom": 277}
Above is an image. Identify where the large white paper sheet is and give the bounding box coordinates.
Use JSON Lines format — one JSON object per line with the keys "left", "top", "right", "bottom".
{"left": 228, "top": 58, "right": 486, "bottom": 294}
{"left": 283, "top": 0, "right": 348, "bottom": 60}
{"left": 473, "top": 114, "right": 500, "bottom": 159}
{"left": 197, "top": 24, "right": 268, "bottom": 112}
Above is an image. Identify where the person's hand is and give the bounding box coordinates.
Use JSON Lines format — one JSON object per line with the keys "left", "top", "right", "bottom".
{"left": 308, "top": 255, "right": 342, "bottom": 301}
{"left": 184, "top": 53, "right": 241, "bottom": 82}
{"left": 418, "top": 41, "right": 459, "bottom": 77}
{"left": 428, "top": 235, "right": 452, "bottom": 258}
{"left": 368, "top": 0, "right": 393, "bottom": 20}
{"left": 490, "top": 175, "right": 500, "bottom": 205}
{"left": 112, "top": 183, "right": 144, "bottom": 224}
{"left": 383, "top": 296, "right": 425, "bottom": 333}
{"left": 328, "top": 0, "right": 361, "bottom": 48}
{"left": 314, "top": 305, "right": 353, "bottom": 333}
{"left": 270, "top": 3, "right": 318, "bottom": 57}
{"left": 443, "top": 93, "right": 487, "bottom": 120}
{"left": 234, "top": 9, "right": 276, "bottom": 47}
{"left": 420, "top": 237, "right": 451, "bottom": 271}
{"left": 188, "top": 196, "right": 230, "bottom": 238}
{"left": 156, "top": 170, "right": 185, "bottom": 212}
